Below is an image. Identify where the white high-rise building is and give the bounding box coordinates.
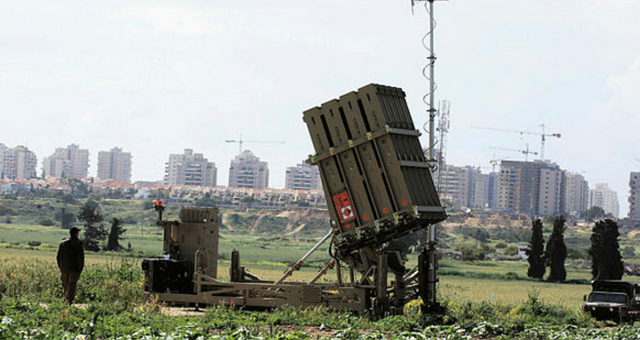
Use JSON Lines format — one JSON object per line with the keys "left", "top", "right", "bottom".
{"left": 164, "top": 149, "right": 217, "bottom": 187}
{"left": 228, "top": 150, "right": 269, "bottom": 190}
{"left": 436, "top": 164, "right": 470, "bottom": 209}
{"left": 97, "top": 147, "right": 132, "bottom": 183}
{"left": 0, "top": 143, "right": 9, "bottom": 178}
{"left": 0, "top": 145, "right": 37, "bottom": 179}
{"left": 435, "top": 165, "right": 488, "bottom": 209}
{"left": 285, "top": 161, "right": 321, "bottom": 191}
{"left": 43, "top": 144, "right": 89, "bottom": 179}
{"left": 564, "top": 172, "right": 589, "bottom": 215}
{"left": 589, "top": 183, "right": 620, "bottom": 218}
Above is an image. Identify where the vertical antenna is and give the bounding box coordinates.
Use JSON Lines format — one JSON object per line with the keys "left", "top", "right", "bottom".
{"left": 412, "top": 0, "right": 449, "bottom": 313}
{"left": 427, "top": 0, "right": 436, "bottom": 169}
{"left": 413, "top": 0, "right": 447, "bottom": 171}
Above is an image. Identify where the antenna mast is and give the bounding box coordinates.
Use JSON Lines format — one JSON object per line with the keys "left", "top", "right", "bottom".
{"left": 436, "top": 100, "right": 450, "bottom": 192}
{"left": 412, "top": 0, "right": 448, "bottom": 314}
{"left": 414, "top": 0, "right": 447, "bottom": 170}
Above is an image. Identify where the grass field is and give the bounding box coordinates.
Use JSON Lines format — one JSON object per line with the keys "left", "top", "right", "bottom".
{"left": 0, "top": 245, "right": 629, "bottom": 339}
{"left": 0, "top": 243, "right": 612, "bottom": 310}
{"left": 0, "top": 219, "right": 632, "bottom": 310}
{"left": 3, "top": 204, "right": 640, "bottom": 338}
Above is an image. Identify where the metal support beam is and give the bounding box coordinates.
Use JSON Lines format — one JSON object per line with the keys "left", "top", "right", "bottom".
{"left": 309, "top": 259, "right": 336, "bottom": 284}
{"left": 274, "top": 231, "right": 333, "bottom": 285}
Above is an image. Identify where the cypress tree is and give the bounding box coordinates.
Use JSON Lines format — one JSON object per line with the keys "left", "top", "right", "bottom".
{"left": 526, "top": 219, "right": 546, "bottom": 279}
{"left": 106, "top": 218, "right": 126, "bottom": 251}
{"left": 589, "top": 219, "right": 624, "bottom": 280}
{"left": 546, "top": 216, "right": 567, "bottom": 282}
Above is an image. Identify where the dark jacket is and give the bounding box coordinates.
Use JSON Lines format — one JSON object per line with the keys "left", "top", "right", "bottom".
{"left": 57, "top": 236, "right": 84, "bottom": 273}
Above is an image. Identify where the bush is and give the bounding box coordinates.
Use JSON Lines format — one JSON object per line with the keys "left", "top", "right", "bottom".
{"left": 39, "top": 218, "right": 55, "bottom": 226}
{"left": 623, "top": 246, "right": 636, "bottom": 258}
{"left": 567, "top": 247, "right": 586, "bottom": 259}
{"left": 455, "top": 246, "right": 484, "bottom": 261}
{"left": 0, "top": 206, "right": 15, "bottom": 216}
{"left": 504, "top": 245, "right": 519, "bottom": 256}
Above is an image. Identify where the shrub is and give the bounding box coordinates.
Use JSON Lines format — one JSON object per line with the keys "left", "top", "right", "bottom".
{"left": 504, "top": 245, "right": 519, "bottom": 256}
{"left": 454, "top": 246, "right": 484, "bottom": 261}
{"left": 39, "top": 218, "right": 55, "bottom": 226}
{"left": 0, "top": 206, "right": 15, "bottom": 216}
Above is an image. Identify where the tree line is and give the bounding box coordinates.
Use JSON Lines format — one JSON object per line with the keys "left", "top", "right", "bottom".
{"left": 526, "top": 216, "right": 623, "bottom": 282}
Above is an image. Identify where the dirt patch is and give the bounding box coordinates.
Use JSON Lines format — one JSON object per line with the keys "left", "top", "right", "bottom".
{"left": 250, "top": 215, "right": 264, "bottom": 234}
{"left": 629, "top": 230, "right": 640, "bottom": 238}
{"left": 286, "top": 223, "right": 306, "bottom": 236}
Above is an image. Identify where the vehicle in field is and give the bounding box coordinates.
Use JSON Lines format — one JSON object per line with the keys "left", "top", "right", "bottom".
{"left": 583, "top": 280, "right": 640, "bottom": 323}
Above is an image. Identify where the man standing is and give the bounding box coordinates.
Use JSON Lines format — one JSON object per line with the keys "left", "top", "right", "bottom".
{"left": 57, "top": 227, "right": 84, "bottom": 304}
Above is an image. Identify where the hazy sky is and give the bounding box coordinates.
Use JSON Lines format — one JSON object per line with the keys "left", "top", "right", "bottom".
{"left": 1, "top": 1, "right": 639, "bottom": 215}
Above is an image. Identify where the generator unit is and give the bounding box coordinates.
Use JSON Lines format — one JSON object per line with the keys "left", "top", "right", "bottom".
{"left": 142, "top": 204, "right": 219, "bottom": 294}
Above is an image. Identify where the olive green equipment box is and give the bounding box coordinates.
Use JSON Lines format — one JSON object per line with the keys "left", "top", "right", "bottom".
{"left": 303, "top": 83, "right": 446, "bottom": 256}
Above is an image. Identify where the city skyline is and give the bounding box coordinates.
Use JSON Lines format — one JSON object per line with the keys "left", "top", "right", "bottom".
{"left": 1, "top": 1, "right": 639, "bottom": 215}
{"left": 1, "top": 141, "right": 632, "bottom": 218}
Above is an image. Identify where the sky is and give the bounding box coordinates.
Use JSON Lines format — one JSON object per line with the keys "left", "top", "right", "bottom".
{"left": 1, "top": 1, "right": 639, "bottom": 215}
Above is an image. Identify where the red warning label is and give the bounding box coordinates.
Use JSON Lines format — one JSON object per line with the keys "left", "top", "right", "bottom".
{"left": 332, "top": 191, "right": 356, "bottom": 223}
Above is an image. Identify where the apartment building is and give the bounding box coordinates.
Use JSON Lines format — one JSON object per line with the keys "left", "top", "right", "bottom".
{"left": 164, "top": 149, "right": 217, "bottom": 187}
{"left": 97, "top": 147, "right": 132, "bottom": 183}
{"left": 0, "top": 144, "right": 37, "bottom": 179}
{"left": 498, "top": 160, "right": 565, "bottom": 216}
{"left": 564, "top": 172, "right": 589, "bottom": 215}
{"left": 435, "top": 164, "right": 491, "bottom": 209}
{"left": 43, "top": 144, "right": 90, "bottom": 179}
{"left": 630, "top": 172, "right": 640, "bottom": 220}
{"left": 284, "top": 161, "right": 321, "bottom": 191}
{"left": 589, "top": 183, "right": 620, "bottom": 218}
{"left": 228, "top": 150, "right": 269, "bottom": 189}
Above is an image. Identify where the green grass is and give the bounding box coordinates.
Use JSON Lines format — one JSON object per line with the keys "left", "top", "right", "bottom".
{"left": 4, "top": 198, "right": 640, "bottom": 338}
{"left": 2, "top": 236, "right": 639, "bottom": 338}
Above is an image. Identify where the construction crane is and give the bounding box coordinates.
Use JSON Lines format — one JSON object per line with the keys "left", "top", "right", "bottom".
{"left": 490, "top": 145, "right": 538, "bottom": 162}
{"left": 225, "top": 135, "right": 285, "bottom": 154}
{"left": 489, "top": 154, "right": 509, "bottom": 173}
{"left": 472, "top": 124, "right": 560, "bottom": 160}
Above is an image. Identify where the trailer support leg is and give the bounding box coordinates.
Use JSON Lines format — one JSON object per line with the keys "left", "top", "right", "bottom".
{"left": 419, "top": 240, "right": 442, "bottom": 314}
{"left": 393, "top": 271, "right": 405, "bottom": 314}
{"left": 375, "top": 253, "right": 389, "bottom": 318}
